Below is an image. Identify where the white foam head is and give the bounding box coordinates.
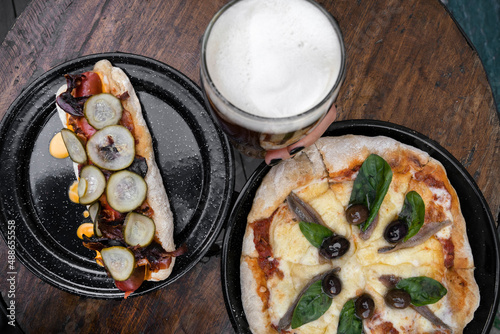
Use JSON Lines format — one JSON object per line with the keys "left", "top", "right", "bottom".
{"left": 205, "top": 0, "right": 342, "bottom": 119}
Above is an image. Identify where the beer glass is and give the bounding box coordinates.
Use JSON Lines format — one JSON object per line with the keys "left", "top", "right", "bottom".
{"left": 200, "top": 0, "right": 346, "bottom": 159}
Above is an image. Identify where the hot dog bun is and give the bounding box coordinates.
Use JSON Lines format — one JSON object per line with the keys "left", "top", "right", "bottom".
{"left": 56, "top": 59, "right": 175, "bottom": 281}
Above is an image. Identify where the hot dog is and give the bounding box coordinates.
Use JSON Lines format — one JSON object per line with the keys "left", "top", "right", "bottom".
{"left": 55, "top": 60, "right": 185, "bottom": 298}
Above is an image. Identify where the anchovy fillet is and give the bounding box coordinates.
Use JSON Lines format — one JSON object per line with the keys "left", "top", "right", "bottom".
{"left": 378, "top": 220, "right": 452, "bottom": 253}
{"left": 411, "top": 305, "right": 452, "bottom": 332}
{"left": 359, "top": 214, "right": 379, "bottom": 240}
{"left": 286, "top": 192, "right": 327, "bottom": 227}
{"left": 378, "top": 275, "right": 452, "bottom": 332}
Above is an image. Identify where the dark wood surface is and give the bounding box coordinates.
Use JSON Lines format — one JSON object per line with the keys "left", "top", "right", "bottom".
{"left": 0, "top": 0, "right": 498, "bottom": 333}
{"left": 0, "top": 0, "right": 31, "bottom": 43}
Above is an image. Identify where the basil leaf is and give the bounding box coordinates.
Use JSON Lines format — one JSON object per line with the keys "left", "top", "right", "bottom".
{"left": 396, "top": 276, "right": 447, "bottom": 306}
{"left": 299, "top": 221, "right": 334, "bottom": 248}
{"left": 338, "top": 298, "right": 363, "bottom": 334}
{"left": 349, "top": 154, "right": 393, "bottom": 231}
{"left": 291, "top": 280, "right": 332, "bottom": 329}
{"left": 400, "top": 191, "right": 425, "bottom": 241}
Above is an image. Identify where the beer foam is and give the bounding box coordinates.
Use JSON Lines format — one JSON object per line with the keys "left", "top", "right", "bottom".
{"left": 206, "top": 0, "right": 342, "bottom": 118}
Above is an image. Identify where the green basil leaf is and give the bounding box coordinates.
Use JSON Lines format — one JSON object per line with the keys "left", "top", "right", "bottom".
{"left": 396, "top": 276, "right": 447, "bottom": 306}
{"left": 400, "top": 191, "right": 425, "bottom": 241}
{"left": 291, "top": 280, "right": 332, "bottom": 329}
{"left": 299, "top": 221, "right": 334, "bottom": 248}
{"left": 337, "top": 298, "right": 363, "bottom": 334}
{"left": 349, "top": 154, "right": 393, "bottom": 231}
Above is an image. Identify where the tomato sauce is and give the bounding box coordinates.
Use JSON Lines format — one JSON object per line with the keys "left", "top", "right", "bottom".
{"left": 439, "top": 237, "right": 455, "bottom": 268}
{"left": 330, "top": 165, "right": 361, "bottom": 181}
{"left": 251, "top": 211, "right": 284, "bottom": 280}
{"left": 367, "top": 315, "right": 399, "bottom": 334}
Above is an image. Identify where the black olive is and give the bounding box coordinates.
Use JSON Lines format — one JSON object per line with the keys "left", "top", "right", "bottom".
{"left": 384, "top": 219, "right": 409, "bottom": 243}
{"left": 355, "top": 293, "right": 375, "bottom": 319}
{"left": 384, "top": 289, "right": 411, "bottom": 309}
{"left": 321, "top": 272, "right": 342, "bottom": 298}
{"left": 345, "top": 204, "right": 369, "bottom": 225}
{"left": 319, "top": 235, "right": 350, "bottom": 259}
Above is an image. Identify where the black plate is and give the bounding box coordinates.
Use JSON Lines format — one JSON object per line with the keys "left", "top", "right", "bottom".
{"left": 0, "top": 53, "right": 234, "bottom": 298}
{"left": 222, "top": 119, "right": 499, "bottom": 333}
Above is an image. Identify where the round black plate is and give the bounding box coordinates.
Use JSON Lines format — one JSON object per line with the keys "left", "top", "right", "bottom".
{"left": 0, "top": 53, "right": 234, "bottom": 298}
{"left": 222, "top": 119, "right": 499, "bottom": 333}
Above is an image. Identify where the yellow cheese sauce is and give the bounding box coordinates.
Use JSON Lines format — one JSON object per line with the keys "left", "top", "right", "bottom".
{"left": 68, "top": 180, "right": 79, "bottom": 203}
{"left": 49, "top": 132, "right": 69, "bottom": 159}
{"left": 53, "top": 73, "right": 110, "bottom": 269}
{"left": 95, "top": 251, "right": 104, "bottom": 267}
{"left": 77, "top": 223, "right": 94, "bottom": 239}
{"left": 95, "top": 71, "right": 109, "bottom": 93}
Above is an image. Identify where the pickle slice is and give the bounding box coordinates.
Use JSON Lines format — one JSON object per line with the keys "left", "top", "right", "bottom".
{"left": 89, "top": 202, "right": 102, "bottom": 237}
{"left": 89, "top": 202, "right": 100, "bottom": 223}
{"left": 101, "top": 246, "right": 135, "bottom": 281}
{"left": 106, "top": 170, "right": 147, "bottom": 213}
{"left": 84, "top": 93, "right": 123, "bottom": 129}
{"left": 60, "top": 129, "right": 87, "bottom": 164}
{"left": 86, "top": 125, "right": 135, "bottom": 171}
{"left": 77, "top": 177, "right": 88, "bottom": 198}
{"left": 79, "top": 165, "right": 106, "bottom": 205}
{"left": 123, "top": 212, "right": 155, "bottom": 247}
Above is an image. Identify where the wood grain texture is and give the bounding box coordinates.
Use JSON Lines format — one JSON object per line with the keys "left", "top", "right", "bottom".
{"left": 0, "top": 0, "right": 498, "bottom": 333}
{"left": 326, "top": 0, "right": 499, "bottom": 220}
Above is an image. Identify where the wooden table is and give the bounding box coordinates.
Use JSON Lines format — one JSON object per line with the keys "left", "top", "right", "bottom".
{"left": 0, "top": 0, "right": 498, "bottom": 333}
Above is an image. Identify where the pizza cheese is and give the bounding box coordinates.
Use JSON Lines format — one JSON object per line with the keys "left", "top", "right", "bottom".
{"left": 240, "top": 135, "right": 479, "bottom": 334}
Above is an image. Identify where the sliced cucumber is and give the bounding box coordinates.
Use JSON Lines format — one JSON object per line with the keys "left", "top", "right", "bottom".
{"left": 106, "top": 170, "right": 147, "bottom": 213}
{"left": 94, "top": 222, "right": 103, "bottom": 238}
{"left": 77, "top": 177, "right": 88, "bottom": 198}
{"left": 101, "top": 246, "right": 135, "bottom": 281}
{"left": 123, "top": 212, "right": 155, "bottom": 247}
{"left": 79, "top": 165, "right": 106, "bottom": 205}
{"left": 84, "top": 93, "right": 123, "bottom": 129}
{"left": 86, "top": 125, "right": 135, "bottom": 171}
{"left": 61, "top": 129, "right": 87, "bottom": 164}
{"left": 89, "top": 202, "right": 102, "bottom": 237}
{"left": 89, "top": 202, "right": 100, "bottom": 223}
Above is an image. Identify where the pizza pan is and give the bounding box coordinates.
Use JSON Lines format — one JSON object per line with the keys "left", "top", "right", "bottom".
{"left": 0, "top": 52, "right": 234, "bottom": 298}
{"left": 221, "top": 119, "right": 499, "bottom": 333}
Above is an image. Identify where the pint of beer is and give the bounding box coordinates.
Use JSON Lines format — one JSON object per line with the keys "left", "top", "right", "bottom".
{"left": 200, "top": 0, "right": 346, "bottom": 158}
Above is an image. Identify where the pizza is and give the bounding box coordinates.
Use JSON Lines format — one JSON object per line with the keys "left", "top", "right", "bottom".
{"left": 240, "top": 135, "right": 479, "bottom": 333}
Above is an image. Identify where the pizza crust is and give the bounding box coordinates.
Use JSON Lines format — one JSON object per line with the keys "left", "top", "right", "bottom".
{"left": 444, "top": 268, "right": 480, "bottom": 332}
{"left": 314, "top": 135, "right": 430, "bottom": 179}
{"left": 241, "top": 257, "right": 275, "bottom": 334}
{"left": 241, "top": 135, "right": 479, "bottom": 333}
{"left": 247, "top": 142, "right": 327, "bottom": 223}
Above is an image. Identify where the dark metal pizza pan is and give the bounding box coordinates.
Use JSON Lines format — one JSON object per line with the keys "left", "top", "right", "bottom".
{"left": 221, "top": 119, "right": 499, "bottom": 333}
{"left": 0, "top": 52, "right": 235, "bottom": 298}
